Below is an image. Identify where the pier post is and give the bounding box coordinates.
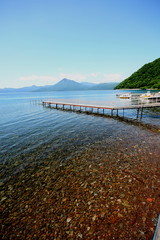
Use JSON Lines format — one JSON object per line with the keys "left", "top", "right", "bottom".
{"left": 136, "top": 108, "right": 140, "bottom": 119}
{"left": 140, "top": 107, "right": 143, "bottom": 120}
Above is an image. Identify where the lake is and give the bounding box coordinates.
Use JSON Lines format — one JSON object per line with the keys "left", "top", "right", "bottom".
{"left": 1, "top": 90, "right": 160, "bottom": 239}
{"left": 0, "top": 90, "right": 160, "bottom": 182}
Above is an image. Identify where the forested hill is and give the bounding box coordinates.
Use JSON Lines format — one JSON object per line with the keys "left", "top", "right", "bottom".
{"left": 115, "top": 58, "right": 160, "bottom": 89}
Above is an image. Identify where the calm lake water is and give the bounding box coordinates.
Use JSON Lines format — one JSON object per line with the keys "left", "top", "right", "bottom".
{"left": 0, "top": 90, "right": 160, "bottom": 182}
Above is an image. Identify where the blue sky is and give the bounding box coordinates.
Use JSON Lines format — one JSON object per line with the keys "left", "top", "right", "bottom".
{"left": 0, "top": 0, "right": 160, "bottom": 88}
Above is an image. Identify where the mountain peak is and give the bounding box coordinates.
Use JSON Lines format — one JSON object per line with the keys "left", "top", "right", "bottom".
{"left": 52, "top": 78, "right": 85, "bottom": 91}
{"left": 59, "top": 78, "right": 77, "bottom": 83}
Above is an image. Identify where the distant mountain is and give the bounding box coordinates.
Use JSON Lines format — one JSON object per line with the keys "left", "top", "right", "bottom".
{"left": 0, "top": 79, "right": 119, "bottom": 92}
{"left": 35, "top": 79, "right": 86, "bottom": 91}
{"left": 91, "top": 82, "right": 118, "bottom": 90}
{"left": 80, "top": 82, "right": 97, "bottom": 87}
{"left": 115, "top": 58, "right": 160, "bottom": 89}
{"left": 0, "top": 85, "right": 41, "bottom": 92}
{"left": 35, "top": 79, "right": 118, "bottom": 91}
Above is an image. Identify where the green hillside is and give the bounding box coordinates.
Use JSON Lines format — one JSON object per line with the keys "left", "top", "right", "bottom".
{"left": 115, "top": 58, "right": 160, "bottom": 89}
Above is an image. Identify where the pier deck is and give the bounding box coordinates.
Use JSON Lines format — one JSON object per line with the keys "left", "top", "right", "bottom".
{"left": 42, "top": 101, "right": 160, "bottom": 120}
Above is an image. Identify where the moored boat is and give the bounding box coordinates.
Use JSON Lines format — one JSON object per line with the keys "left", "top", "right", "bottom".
{"left": 117, "top": 93, "right": 131, "bottom": 99}
{"left": 139, "top": 91, "right": 152, "bottom": 99}
{"left": 140, "top": 91, "right": 160, "bottom": 102}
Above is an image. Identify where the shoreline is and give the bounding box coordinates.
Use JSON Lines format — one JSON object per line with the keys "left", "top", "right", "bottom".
{"left": 115, "top": 88, "right": 160, "bottom": 91}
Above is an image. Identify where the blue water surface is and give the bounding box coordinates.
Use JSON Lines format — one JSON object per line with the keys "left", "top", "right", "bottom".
{"left": 0, "top": 90, "right": 159, "bottom": 182}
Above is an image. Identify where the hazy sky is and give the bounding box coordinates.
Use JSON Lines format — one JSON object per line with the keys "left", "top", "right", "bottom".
{"left": 0, "top": 0, "right": 160, "bottom": 88}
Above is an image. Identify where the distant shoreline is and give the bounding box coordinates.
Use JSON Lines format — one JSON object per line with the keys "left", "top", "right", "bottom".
{"left": 1, "top": 87, "right": 158, "bottom": 93}
{"left": 115, "top": 88, "right": 160, "bottom": 91}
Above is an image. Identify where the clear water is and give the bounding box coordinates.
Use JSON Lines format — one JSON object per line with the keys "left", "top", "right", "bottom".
{"left": 0, "top": 90, "right": 160, "bottom": 182}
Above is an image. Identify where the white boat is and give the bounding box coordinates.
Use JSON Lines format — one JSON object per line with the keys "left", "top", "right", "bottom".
{"left": 139, "top": 91, "right": 152, "bottom": 98}
{"left": 117, "top": 93, "right": 131, "bottom": 99}
{"left": 140, "top": 91, "right": 160, "bottom": 102}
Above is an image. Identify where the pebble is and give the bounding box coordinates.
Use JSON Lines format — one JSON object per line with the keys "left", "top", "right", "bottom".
{"left": 67, "top": 218, "right": 72, "bottom": 223}
{"left": 78, "top": 233, "right": 83, "bottom": 238}
{"left": 1, "top": 196, "right": 7, "bottom": 202}
{"left": 0, "top": 182, "right": 4, "bottom": 187}
{"left": 92, "top": 215, "right": 97, "bottom": 221}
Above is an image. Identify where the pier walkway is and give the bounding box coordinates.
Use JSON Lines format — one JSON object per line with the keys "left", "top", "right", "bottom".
{"left": 42, "top": 101, "right": 160, "bottom": 120}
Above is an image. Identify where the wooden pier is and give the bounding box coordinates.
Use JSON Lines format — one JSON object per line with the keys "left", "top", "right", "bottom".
{"left": 42, "top": 101, "right": 160, "bottom": 120}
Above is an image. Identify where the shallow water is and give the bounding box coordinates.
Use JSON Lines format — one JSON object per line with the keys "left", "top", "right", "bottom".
{"left": 0, "top": 90, "right": 160, "bottom": 182}
{"left": 1, "top": 90, "right": 160, "bottom": 240}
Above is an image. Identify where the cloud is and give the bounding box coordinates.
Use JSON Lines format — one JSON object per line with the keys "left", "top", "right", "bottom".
{"left": 60, "top": 72, "right": 122, "bottom": 83}
{"left": 103, "top": 73, "right": 122, "bottom": 82}
{"left": 59, "top": 73, "right": 87, "bottom": 81}
{"left": 20, "top": 75, "right": 58, "bottom": 82}
{"left": 90, "top": 73, "right": 100, "bottom": 78}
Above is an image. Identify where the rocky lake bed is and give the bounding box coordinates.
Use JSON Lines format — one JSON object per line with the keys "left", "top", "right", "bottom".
{"left": 1, "top": 123, "right": 160, "bottom": 240}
